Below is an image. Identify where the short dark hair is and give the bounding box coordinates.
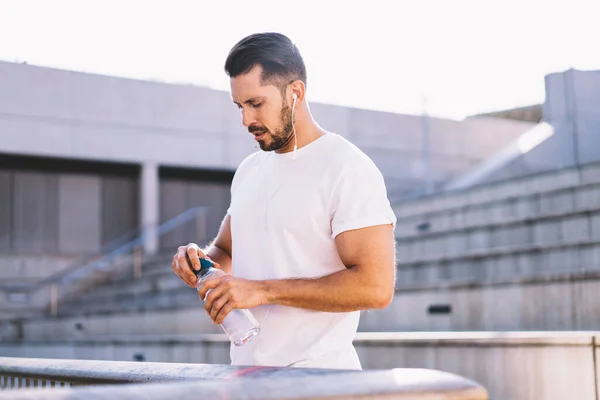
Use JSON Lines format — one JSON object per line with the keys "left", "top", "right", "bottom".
{"left": 224, "top": 32, "right": 307, "bottom": 89}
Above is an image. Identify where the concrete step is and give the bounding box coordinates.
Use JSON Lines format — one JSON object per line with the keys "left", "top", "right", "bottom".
{"left": 103, "top": 254, "right": 174, "bottom": 283}
{"left": 0, "top": 334, "right": 231, "bottom": 365}
{"left": 64, "top": 272, "right": 185, "bottom": 306}
{"left": 394, "top": 162, "right": 600, "bottom": 218}
{"left": 51, "top": 254, "right": 181, "bottom": 310}
{"left": 21, "top": 240, "right": 600, "bottom": 333}
{"left": 67, "top": 237, "right": 600, "bottom": 308}
{"left": 10, "top": 269, "right": 600, "bottom": 342}
{"left": 13, "top": 305, "right": 222, "bottom": 341}
{"left": 396, "top": 181, "right": 600, "bottom": 239}
{"left": 55, "top": 251, "right": 213, "bottom": 316}
{"left": 397, "top": 239, "right": 600, "bottom": 286}
{"left": 397, "top": 211, "right": 600, "bottom": 265}
{"left": 56, "top": 285, "right": 200, "bottom": 316}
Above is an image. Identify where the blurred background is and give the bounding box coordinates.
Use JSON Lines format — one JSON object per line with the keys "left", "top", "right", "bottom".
{"left": 0, "top": 0, "right": 599, "bottom": 398}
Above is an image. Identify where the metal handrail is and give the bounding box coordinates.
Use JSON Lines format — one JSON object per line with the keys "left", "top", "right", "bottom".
{"left": 0, "top": 227, "right": 146, "bottom": 292}
{"left": 0, "top": 357, "right": 488, "bottom": 399}
{"left": 0, "top": 220, "right": 157, "bottom": 293}
{"left": 0, "top": 207, "right": 208, "bottom": 315}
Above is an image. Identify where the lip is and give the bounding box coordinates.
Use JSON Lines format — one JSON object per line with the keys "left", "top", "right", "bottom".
{"left": 254, "top": 133, "right": 266, "bottom": 141}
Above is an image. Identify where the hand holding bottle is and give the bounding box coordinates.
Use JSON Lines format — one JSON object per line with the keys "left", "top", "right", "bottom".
{"left": 171, "top": 243, "right": 219, "bottom": 288}
{"left": 197, "top": 269, "right": 268, "bottom": 325}
{"left": 193, "top": 258, "right": 261, "bottom": 346}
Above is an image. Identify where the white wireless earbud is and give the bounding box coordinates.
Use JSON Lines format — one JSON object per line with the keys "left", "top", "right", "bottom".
{"left": 291, "top": 93, "right": 298, "bottom": 160}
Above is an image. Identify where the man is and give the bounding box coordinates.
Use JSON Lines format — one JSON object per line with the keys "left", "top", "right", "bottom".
{"left": 172, "top": 32, "right": 397, "bottom": 370}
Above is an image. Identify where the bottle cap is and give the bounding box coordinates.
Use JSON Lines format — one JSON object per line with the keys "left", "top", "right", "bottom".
{"left": 193, "top": 257, "right": 214, "bottom": 276}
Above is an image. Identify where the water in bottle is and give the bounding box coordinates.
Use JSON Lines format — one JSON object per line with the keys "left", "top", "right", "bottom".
{"left": 194, "top": 258, "right": 261, "bottom": 346}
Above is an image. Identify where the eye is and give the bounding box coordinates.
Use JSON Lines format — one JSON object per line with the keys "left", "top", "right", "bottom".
{"left": 251, "top": 102, "right": 263, "bottom": 109}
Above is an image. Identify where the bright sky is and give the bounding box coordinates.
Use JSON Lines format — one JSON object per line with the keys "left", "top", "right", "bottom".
{"left": 0, "top": 0, "right": 599, "bottom": 120}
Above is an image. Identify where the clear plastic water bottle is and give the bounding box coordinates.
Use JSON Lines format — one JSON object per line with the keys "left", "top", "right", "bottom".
{"left": 194, "top": 258, "right": 261, "bottom": 346}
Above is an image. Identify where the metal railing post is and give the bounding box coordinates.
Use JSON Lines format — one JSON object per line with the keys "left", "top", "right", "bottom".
{"left": 50, "top": 284, "right": 58, "bottom": 316}
{"left": 133, "top": 247, "right": 143, "bottom": 279}
{"left": 196, "top": 210, "right": 206, "bottom": 243}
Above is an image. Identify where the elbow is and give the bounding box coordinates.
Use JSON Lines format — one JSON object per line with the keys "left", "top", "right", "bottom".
{"left": 370, "top": 287, "right": 394, "bottom": 309}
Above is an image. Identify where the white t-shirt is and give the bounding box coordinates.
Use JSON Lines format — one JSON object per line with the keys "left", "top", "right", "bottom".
{"left": 226, "top": 132, "right": 396, "bottom": 369}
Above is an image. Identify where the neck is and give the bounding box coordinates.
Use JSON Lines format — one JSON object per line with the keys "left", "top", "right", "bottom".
{"left": 274, "top": 113, "right": 324, "bottom": 154}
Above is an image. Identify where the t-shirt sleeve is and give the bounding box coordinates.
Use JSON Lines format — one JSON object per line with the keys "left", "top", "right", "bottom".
{"left": 330, "top": 158, "right": 397, "bottom": 239}
{"left": 226, "top": 170, "right": 239, "bottom": 216}
{"left": 226, "top": 168, "right": 239, "bottom": 216}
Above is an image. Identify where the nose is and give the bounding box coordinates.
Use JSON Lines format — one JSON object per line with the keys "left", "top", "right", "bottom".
{"left": 241, "top": 108, "right": 257, "bottom": 128}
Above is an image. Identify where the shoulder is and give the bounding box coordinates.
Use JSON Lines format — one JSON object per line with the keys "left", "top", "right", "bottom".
{"left": 324, "top": 134, "right": 396, "bottom": 237}
{"left": 324, "top": 133, "right": 384, "bottom": 180}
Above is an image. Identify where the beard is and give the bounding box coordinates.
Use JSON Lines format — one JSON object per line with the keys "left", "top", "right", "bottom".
{"left": 250, "top": 100, "right": 294, "bottom": 152}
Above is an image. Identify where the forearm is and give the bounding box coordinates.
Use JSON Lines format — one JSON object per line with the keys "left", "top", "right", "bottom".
{"left": 263, "top": 266, "right": 393, "bottom": 312}
{"left": 203, "top": 242, "right": 232, "bottom": 275}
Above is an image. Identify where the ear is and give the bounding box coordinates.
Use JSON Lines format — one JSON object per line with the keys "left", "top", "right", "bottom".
{"left": 289, "top": 80, "right": 305, "bottom": 103}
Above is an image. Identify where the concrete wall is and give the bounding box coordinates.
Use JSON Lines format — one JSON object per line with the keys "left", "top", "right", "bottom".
{"left": 1, "top": 332, "right": 598, "bottom": 400}
{"left": 360, "top": 275, "right": 600, "bottom": 331}
{"left": 0, "top": 60, "right": 533, "bottom": 286}
{"left": 0, "top": 160, "right": 141, "bottom": 281}
{"left": 0, "top": 255, "right": 79, "bottom": 285}
{"left": 0, "top": 164, "right": 230, "bottom": 287}
{"left": 0, "top": 60, "right": 531, "bottom": 200}
{"left": 159, "top": 178, "right": 231, "bottom": 251}
{"left": 0, "top": 170, "right": 138, "bottom": 250}
{"left": 481, "top": 69, "right": 600, "bottom": 183}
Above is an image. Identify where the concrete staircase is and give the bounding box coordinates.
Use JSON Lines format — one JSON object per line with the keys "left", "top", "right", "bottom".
{"left": 1, "top": 253, "right": 222, "bottom": 343}
{"left": 358, "top": 162, "right": 600, "bottom": 331}
{"left": 395, "top": 166, "right": 600, "bottom": 284}
{"left": 4, "top": 162, "right": 600, "bottom": 343}
{"left": 57, "top": 255, "right": 197, "bottom": 315}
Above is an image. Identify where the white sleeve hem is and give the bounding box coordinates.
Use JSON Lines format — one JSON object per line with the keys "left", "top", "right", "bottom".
{"left": 331, "top": 216, "right": 397, "bottom": 239}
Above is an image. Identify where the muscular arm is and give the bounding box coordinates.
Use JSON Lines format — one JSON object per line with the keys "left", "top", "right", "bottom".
{"left": 263, "top": 224, "right": 397, "bottom": 311}
{"left": 200, "top": 223, "right": 397, "bottom": 323}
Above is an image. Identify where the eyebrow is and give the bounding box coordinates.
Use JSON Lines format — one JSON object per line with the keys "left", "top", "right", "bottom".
{"left": 233, "top": 96, "right": 265, "bottom": 106}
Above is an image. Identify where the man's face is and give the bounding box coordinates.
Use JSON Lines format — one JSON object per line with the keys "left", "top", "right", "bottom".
{"left": 231, "top": 66, "right": 293, "bottom": 152}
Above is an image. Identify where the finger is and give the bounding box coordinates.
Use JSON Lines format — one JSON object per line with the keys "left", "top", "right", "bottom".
{"left": 198, "top": 275, "right": 228, "bottom": 302}
{"left": 203, "top": 289, "right": 217, "bottom": 315}
{"left": 187, "top": 242, "right": 207, "bottom": 259}
{"left": 215, "top": 303, "right": 233, "bottom": 325}
{"left": 176, "top": 247, "right": 196, "bottom": 286}
{"left": 172, "top": 254, "right": 194, "bottom": 288}
{"left": 209, "top": 293, "right": 230, "bottom": 323}
{"left": 172, "top": 255, "right": 194, "bottom": 288}
{"left": 202, "top": 282, "right": 227, "bottom": 321}
{"left": 186, "top": 245, "right": 202, "bottom": 272}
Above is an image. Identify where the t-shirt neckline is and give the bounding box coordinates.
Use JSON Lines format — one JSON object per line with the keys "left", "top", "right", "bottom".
{"left": 272, "top": 132, "right": 334, "bottom": 159}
